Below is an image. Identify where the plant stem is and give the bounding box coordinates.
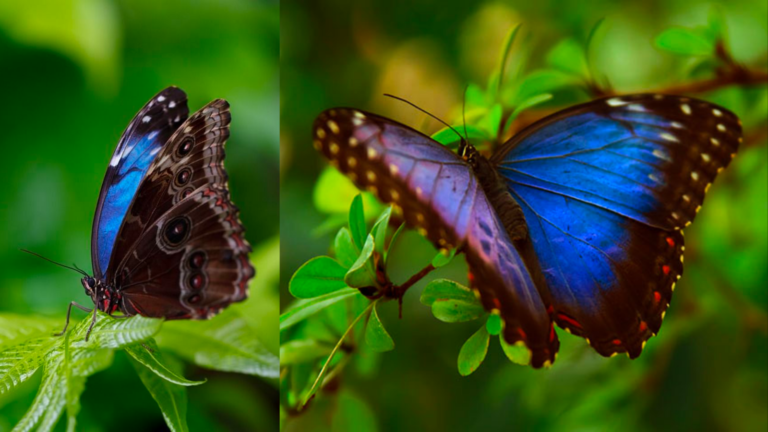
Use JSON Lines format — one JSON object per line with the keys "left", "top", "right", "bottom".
{"left": 301, "top": 300, "right": 376, "bottom": 407}
{"left": 391, "top": 263, "right": 437, "bottom": 299}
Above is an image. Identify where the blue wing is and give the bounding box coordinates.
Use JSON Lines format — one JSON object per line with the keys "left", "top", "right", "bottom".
{"left": 91, "top": 87, "right": 189, "bottom": 277}
{"left": 493, "top": 94, "right": 741, "bottom": 357}
{"left": 314, "top": 108, "right": 558, "bottom": 367}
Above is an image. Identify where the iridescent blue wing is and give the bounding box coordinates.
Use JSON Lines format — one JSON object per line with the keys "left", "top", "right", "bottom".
{"left": 91, "top": 87, "right": 189, "bottom": 277}
{"left": 492, "top": 94, "right": 741, "bottom": 357}
{"left": 314, "top": 109, "right": 558, "bottom": 367}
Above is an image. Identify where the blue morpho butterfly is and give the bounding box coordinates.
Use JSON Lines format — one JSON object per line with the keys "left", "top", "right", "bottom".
{"left": 49, "top": 87, "right": 254, "bottom": 339}
{"left": 313, "top": 94, "right": 741, "bottom": 368}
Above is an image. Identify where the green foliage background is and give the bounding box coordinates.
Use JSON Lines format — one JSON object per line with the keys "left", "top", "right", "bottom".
{"left": 0, "top": 0, "right": 279, "bottom": 430}
{"left": 280, "top": 0, "right": 767, "bottom": 431}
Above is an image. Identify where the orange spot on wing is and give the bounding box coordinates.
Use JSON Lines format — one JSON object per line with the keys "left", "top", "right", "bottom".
{"left": 517, "top": 327, "right": 527, "bottom": 341}
{"left": 557, "top": 313, "right": 582, "bottom": 329}
{"left": 612, "top": 339, "right": 622, "bottom": 346}
{"left": 492, "top": 298, "right": 501, "bottom": 310}
{"left": 666, "top": 237, "right": 675, "bottom": 247}
{"left": 549, "top": 324, "right": 556, "bottom": 342}
{"left": 639, "top": 321, "right": 648, "bottom": 332}
{"left": 662, "top": 265, "right": 670, "bottom": 275}
{"left": 654, "top": 291, "right": 662, "bottom": 303}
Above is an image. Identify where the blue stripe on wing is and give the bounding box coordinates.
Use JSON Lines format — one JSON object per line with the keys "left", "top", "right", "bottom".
{"left": 92, "top": 87, "right": 188, "bottom": 276}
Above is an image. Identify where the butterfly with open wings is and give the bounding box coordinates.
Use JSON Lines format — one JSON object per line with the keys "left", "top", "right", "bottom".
{"left": 56, "top": 87, "right": 254, "bottom": 338}
{"left": 313, "top": 94, "right": 740, "bottom": 368}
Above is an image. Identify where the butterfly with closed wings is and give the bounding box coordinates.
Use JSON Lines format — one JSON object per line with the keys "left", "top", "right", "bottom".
{"left": 52, "top": 87, "right": 254, "bottom": 339}
{"left": 313, "top": 94, "right": 741, "bottom": 368}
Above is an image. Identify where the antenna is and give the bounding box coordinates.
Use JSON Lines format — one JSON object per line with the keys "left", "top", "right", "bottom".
{"left": 20, "top": 249, "right": 89, "bottom": 277}
{"left": 383, "top": 94, "right": 465, "bottom": 144}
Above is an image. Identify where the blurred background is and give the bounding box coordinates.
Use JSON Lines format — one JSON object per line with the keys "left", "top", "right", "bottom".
{"left": 281, "top": 0, "right": 767, "bottom": 431}
{"left": 0, "top": 0, "right": 279, "bottom": 430}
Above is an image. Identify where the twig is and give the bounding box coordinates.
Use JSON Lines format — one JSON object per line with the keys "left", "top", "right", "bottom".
{"left": 301, "top": 300, "right": 376, "bottom": 407}
{"left": 390, "top": 263, "right": 437, "bottom": 299}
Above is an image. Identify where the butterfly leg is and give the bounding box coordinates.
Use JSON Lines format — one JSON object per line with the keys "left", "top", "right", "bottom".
{"left": 84, "top": 308, "right": 99, "bottom": 342}
{"left": 54, "top": 301, "right": 93, "bottom": 336}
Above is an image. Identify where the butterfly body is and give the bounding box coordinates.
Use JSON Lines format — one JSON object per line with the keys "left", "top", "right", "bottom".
{"left": 80, "top": 87, "right": 253, "bottom": 324}
{"left": 313, "top": 94, "right": 740, "bottom": 367}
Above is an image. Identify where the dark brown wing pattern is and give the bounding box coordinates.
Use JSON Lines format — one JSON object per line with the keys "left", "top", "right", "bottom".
{"left": 108, "top": 100, "right": 253, "bottom": 319}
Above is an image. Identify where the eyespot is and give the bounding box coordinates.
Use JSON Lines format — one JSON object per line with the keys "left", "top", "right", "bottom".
{"left": 177, "top": 136, "right": 194, "bottom": 157}
{"left": 175, "top": 167, "right": 192, "bottom": 186}
{"left": 189, "top": 251, "right": 207, "bottom": 269}
{"left": 179, "top": 187, "right": 194, "bottom": 200}
{"left": 163, "top": 216, "right": 191, "bottom": 246}
{"left": 188, "top": 273, "right": 206, "bottom": 290}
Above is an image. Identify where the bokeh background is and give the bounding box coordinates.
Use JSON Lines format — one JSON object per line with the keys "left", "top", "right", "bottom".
{"left": 0, "top": 0, "right": 279, "bottom": 430}
{"left": 280, "top": 0, "right": 767, "bottom": 431}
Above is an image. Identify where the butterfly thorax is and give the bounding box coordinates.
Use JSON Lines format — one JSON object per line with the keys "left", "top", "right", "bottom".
{"left": 81, "top": 276, "right": 122, "bottom": 315}
{"left": 464, "top": 144, "right": 529, "bottom": 242}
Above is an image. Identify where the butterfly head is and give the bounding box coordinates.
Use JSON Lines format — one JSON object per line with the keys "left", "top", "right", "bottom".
{"left": 458, "top": 139, "right": 479, "bottom": 167}
{"left": 81, "top": 276, "right": 119, "bottom": 314}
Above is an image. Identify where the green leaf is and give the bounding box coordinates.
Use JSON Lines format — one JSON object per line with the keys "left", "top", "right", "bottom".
{"left": 289, "top": 256, "right": 348, "bottom": 298}
{"left": 0, "top": 337, "right": 56, "bottom": 395}
{"left": 301, "top": 302, "right": 376, "bottom": 406}
{"left": 344, "top": 234, "right": 376, "bottom": 288}
{"left": 158, "top": 313, "right": 278, "bottom": 378}
{"left": 507, "top": 69, "right": 581, "bottom": 106}
{"left": 331, "top": 390, "right": 379, "bottom": 432}
{"left": 481, "top": 103, "right": 503, "bottom": 138}
{"left": 349, "top": 194, "right": 367, "bottom": 249}
{"left": 585, "top": 18, "right": 607, "bottom": 80}
{"left": 494, "top": 24, "right": 523, "bottom": 97}
{"left": 466, "top": 83, "right": 488, "bottom": 108}
{"left": 71, "top": 313, "right": 162, "bottom": 350}
{"left": 500, "top": 336, "right": 532, "bottom": 366}
{"left": 420, "top": 279, "right": 485, "bottom": 323}
{"left": 0, "top": 314, "right": 62, "bottom": 348}
{"left": 335, "top": 227, "right": 360, "bottom": 268}
{"left": 486, "top": 314, "right": 502, "bottom": 336}
{"left": 458, "top": 326, "right": 490, "bottom": 376}
{"left": 420, "top": 279, "right": 481, "bottom": 307}
{"left": 655, "top": 28, "right": 714, "bottom": 56}
{"left": 64, "top": 347, "right": 113, "bottom": 432}
{"left": 371, "top": 207, "right": 392, "bottom": 256}
{"left": 546, "top": 38, "right": 589, "bottom": 78}
{"left": 384, "top": 222, "right": 406, "bottom": 265}
{"left": 431, "top": 125, "right": 490, "bottom": 147}
{"left": 131, "top": 356, "right": 189, "bottom": 432}
{"left": 432, "top": 300, "right": 486, "bottom": 323}
{"left": 280, "top": 340, "right": 334, "bottom": 365}
{"left": 365, "top": 303, "right": 394, "bottom": 352}
{"left": 431, "top": 248, "right": 456, "bottom": 268}
{"left": 125, "top": 340, "right": 205, "bottom": 386}
{"left": 13, "top": 353, "right": 65, "bottom": 432}
{"left": 280, "top": 288, "right": 361, "bottom": 331}
{"left": 504, "top": 93, "right": 554, "bottom": 134}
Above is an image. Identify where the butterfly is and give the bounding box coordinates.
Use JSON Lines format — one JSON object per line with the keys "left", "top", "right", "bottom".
{"left": 59, "top": 86, "right": 254, "bottom": 338}
{"left": 313, "top": 94, "right": 741, "bottom": 368}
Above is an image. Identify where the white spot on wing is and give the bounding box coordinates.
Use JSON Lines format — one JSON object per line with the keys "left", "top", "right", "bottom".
{"left": 670, "top": 121, "right": 684, "bottom": 129}
{"left": 157, "top": 95, "right": 166, "bottom": 102}
{"left": 627, "top": 104, "right": 645, "bottom": 112}
{"left": 712, "top": 109, "right": 722, "bottom": 117}
{"left": 169, "top": 101, "right": 176, "bottom": 108}
{"left": 659, "top": 132, "right": 679, "bottom": 142}
{"left": 652, "top": 149, "right": 671, "bottom": 161}
{"left": 681, "top": 104, "right": 691, "bottom": 115}
{"left": 142, "top": 115, "right": 152, "bottom": 123}
{"left": 717, "top": 123, "right": 726, "bottom": 132}
{"left": 606, "top": 98, "right": 628, "bottom": 107}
